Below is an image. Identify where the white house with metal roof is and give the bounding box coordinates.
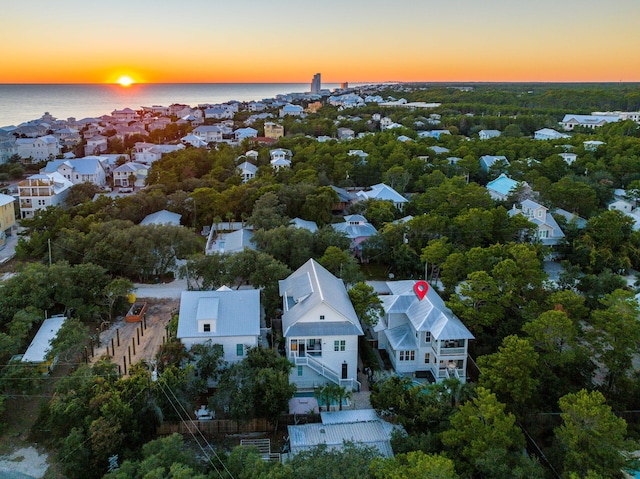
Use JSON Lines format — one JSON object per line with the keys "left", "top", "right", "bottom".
{"left": 18, "top": 172, "right": 73, "bottom": 219}
{"left": 16, "top": 135, "right": 61, "bottom": 162}
{"left": 234, "top": 127, "right": 258, "bottom": 141}
{"left": 534, "top": 128, "right": 570, "bottom": 140}
{"left": 193, "top": 125, "right": 223, "bottom": 143}
{"left": 356, "top": 183, "right": 407, "bottom": 211}
{"left": 561, "top": 114, "right": 619, "bottom": 131}
{"left": 287, "top": 409, "right": 399, "bottom": 458}
{"left": 41, "top": 157, "right": 107, "bottom": 187}
{"left": 478, "top": 129, "right": 501, "bottom": 140}
{"left": 237, "top": 161, "right": 258, "bottom": 183}
{"left": 374, "top": 280, "right": 474, "bottom": 383}
{"left": 113, "top": 161, "right": 150, "bottom": 187}
{"left": 177, "top": 289, "right": 261, "bottom": 362}
{"left": 279, "top": 104, "right": 304, "bottom": 117}
{"left": 508, "top": 199, "right": 565, "bottom": 245}
{"left": 140, "top": 210, "right": 182, "bottom": 226}
{"left": 279, "top": 259, "right": 363, "bottom": 392}
{"left": 205, "top": 228, "right": 256, "bottom": 255}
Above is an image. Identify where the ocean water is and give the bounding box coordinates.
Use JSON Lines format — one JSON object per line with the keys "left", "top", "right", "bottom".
{"left": 0, "top": 83, "right": 342, "bottom": 127}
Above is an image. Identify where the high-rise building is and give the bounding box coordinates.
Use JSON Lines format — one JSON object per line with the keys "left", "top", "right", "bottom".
{"left": 341, "top": 82, "right": 349, "bottom": 90}
{"left": 310, "top": 73, "right": 321, "bottom": 94}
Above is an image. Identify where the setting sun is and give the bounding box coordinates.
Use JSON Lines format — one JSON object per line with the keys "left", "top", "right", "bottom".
{"left": 116, "top": 75, "right": 134, "bottom": 87}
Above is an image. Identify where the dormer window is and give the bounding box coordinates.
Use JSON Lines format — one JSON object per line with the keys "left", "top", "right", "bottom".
{"left": 320, "top": 315, "right": 325, "bottom": 320}
{"left": 203, "top": 323, "right": 211, "bottom": 332}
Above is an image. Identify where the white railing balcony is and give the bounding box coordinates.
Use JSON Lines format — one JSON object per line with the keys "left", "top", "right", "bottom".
{"left": 438, "top": 368, "right": 463, "bottom": 379}
{"left": 439, "top": 347, "right": 466, "bottom": 356}
{"left": 293, "top": 355, "right": 358, "bottom": 391}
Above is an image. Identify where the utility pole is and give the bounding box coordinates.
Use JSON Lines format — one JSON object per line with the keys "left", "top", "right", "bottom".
{"left": 48, "top": 238, "right": 52, "bottom": 266}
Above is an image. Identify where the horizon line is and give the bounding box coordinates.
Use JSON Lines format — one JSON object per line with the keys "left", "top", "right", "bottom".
{"left": 1, "top": 80, "right": 640, "bottom": 86}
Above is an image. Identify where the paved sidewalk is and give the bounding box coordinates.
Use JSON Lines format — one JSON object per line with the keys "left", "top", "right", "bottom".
{"left": 0, "top": 229, "right": 19, "bottom": 264}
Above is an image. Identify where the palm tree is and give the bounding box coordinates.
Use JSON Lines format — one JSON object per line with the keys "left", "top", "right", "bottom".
{"left": 225, "top": 212, "right": 234, "bottom": 231}
{"left": 212, "top": 215, "right": 222, "bottom": 235}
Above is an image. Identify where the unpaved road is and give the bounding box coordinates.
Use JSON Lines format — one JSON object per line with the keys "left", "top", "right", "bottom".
{"left": 91, "top": 298, "right": 179, "bottom": 374}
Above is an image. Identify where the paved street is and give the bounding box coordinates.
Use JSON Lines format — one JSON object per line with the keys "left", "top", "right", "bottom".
{"left": 0, "top": 229, "right": 18, "bottom": 264}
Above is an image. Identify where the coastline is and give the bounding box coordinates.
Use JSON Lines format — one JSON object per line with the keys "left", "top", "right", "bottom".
{"left": 0, "top": 82, "right": 342, "bottom": 127}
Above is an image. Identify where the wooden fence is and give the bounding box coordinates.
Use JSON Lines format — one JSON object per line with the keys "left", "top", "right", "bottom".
{"left": 157, "top": 414, "right": 319, "bottom": 436}
{"left": 157, "top": 418, "right": 272, "bottom": 435}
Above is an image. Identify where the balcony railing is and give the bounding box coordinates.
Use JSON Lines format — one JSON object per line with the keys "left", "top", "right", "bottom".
{"left": 293, "top": 355, "right": 360, "bottom": 391}
{"left": 439, "top": 347, "right": 466, "bottom": 356}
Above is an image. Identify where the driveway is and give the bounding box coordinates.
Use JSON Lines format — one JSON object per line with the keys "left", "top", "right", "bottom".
{"left": 133, "top": 278, "right": 188, "bottom": 300}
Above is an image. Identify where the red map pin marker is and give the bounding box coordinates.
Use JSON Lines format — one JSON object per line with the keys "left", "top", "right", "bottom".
{"left": 414, "top": 280, "right": 429, "bottom": 300}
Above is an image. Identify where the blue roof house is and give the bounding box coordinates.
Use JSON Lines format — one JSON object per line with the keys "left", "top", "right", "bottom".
{"left": 486, "top": 173, "right": 520, "bottom": 201}
{"left": 480, "top": 155, "right": 509, "bottom": 174}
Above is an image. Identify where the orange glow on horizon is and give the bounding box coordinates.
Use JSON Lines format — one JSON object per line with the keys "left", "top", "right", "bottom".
{"left": 116, "top": 75, "right": 134, "bottom": 87}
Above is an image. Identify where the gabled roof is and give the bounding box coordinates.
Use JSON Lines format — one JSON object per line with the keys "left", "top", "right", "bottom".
{"left": 22, "top": 315, "right": 66, "bottom": 363}
{"left": 177, "top": 289, "right": 260, "bottom": 339}
{"left": 42, "top": 157, "right": 104, "bottom": 175}
{"left": 357, "top": 183, "right": 407, "bottom": 205}
{"left": 382, "top": 281, "right": 474, "bottom": 341}
{"left": 237, "top": 161, "right": 257, "bottom": 174}
{"left": 562, "top": 114, "right": 619, "bottom": 124}
{"left": 288, "top": 409, "right": 400, "bottom": 458}
{"left": 331, "top": 217, "right": 377, "bottom": 239}
{"left": 0, "top": 193, "right": 15, "bottom": 207}
{"left": 114, "top": 162, "right": 148, "bottom": 173}
{"left": 208, "top": 228, "right": 256, "bottom": 254}
{"left": 486, "top": 173, "right": 519, "bottom": 197}
{"left": 279, "top": 259, "right": 363, "bottom": 338}
{"left": 193, "top": 125, "right": 222, "bottom": 133}
{"left": 429, "top": 145, "right": 450, "bottom": 154}
{"left": 330, "top": 185, "right": 355, "bottom": 203}
{"left": 290, "top": 217, "right": 318, "bottom": 233}
{"left": 140, "top": 210, "right": 182, "bottom": 226}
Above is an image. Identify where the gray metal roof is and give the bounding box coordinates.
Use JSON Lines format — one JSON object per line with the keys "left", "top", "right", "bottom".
{"left": 279, "top": 259, "right": 363, "bottom": 338}
{"left": 42, "top": 157, "right": 103, "bottom": 175}
{"left": 177, "top": 289, "right": 260, "bottom": 339}
{"left": 288, "top": 421, "right": 394, "bottom": 458}
{"left": 382, "top": 281, "right": 474, "bottom": 341}
{"left": 320, "top": 409, "right": 380, "bottom": 424}
{"left": 22, "top": 315, "right": 66, "bottom": 363}
{"left": 140, "top": 210, "right": 182, "bottom": 226}
{"left": 286, "top": 322, "right": 363, "bottom": 337}
{"left": 385, "top": 323, "right": 418, "bottom": 350}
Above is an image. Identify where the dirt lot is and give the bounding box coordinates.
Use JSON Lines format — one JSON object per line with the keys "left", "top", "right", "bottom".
{"left": 91, "top": 298, "right": 179, "bottom": 374}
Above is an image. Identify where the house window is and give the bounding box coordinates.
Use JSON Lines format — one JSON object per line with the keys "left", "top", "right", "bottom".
{"left": 424, "top": 353, "right": 430, "bottom": 364}
{"left": 236, "top": 344, "right": 244, "bottom": 356}
{"left": 297, "top": 366, "right": 303, "bottom": 376}
{"left": 320, "top": 315, "right": 325, "bottom": 320}
{"left": 291, "top": 339, "right": 298, "bottom": 351}
{"left": 334, "top": 340, "right": 346, "bottom": 352}
{"left": 203, "top": 323, "right": 211, "bottom": 332}
{"left": 399, "top": 350, "right": 415, "bottom": 361}
{"left": 307, "top": 339, "right": 322, "bottom": 356}
{"left": 424, "top": 332, "right": 431, "bottom": 343}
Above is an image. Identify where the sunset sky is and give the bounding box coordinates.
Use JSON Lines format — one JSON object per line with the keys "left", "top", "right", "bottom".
{"left": 1, "top": 0, "right": 639, "bottom": 84}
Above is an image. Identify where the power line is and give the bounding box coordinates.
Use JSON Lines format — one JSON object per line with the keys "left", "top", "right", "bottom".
{"left": 155, "top": 377, "right": 230, "bottom": 479}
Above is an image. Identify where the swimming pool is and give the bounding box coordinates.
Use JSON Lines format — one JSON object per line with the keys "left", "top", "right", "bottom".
{"left": 295, "top": 391, "right": 350, "bottom": 407}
